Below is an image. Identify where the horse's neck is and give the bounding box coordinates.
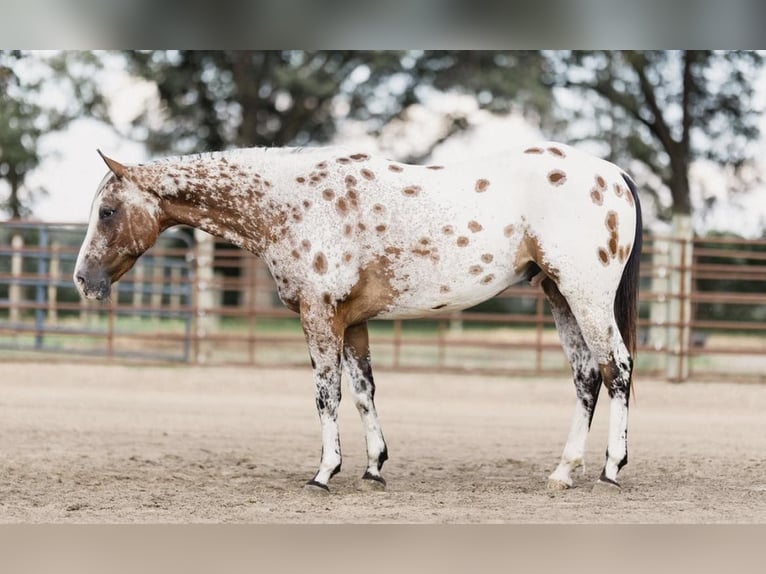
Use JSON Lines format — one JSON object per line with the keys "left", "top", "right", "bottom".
{"left": 149, "top": 150, "right": 296, "bottom": 254}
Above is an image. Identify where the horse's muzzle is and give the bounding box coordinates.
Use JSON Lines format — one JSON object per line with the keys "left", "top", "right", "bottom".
{"left": 74, "top": 268, "right": 111, "bottom": 301}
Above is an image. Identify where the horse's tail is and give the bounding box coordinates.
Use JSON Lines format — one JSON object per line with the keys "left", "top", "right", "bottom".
{"left": 615, "top": 172, "right": 642, "bottom": 359}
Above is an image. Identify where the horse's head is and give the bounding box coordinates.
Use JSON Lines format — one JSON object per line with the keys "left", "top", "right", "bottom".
{"left": 74, "top": 151, "right": 162, "bottom": 300}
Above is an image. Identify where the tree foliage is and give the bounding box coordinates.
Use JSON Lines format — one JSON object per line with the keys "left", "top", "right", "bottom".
{"left": 0, "top": 51, "right": 104, "bottom": 219}
{"left": 121, "top": 50, "right": 554, "bottom": 155}
{"left": 551, "top": 50, "right": 763, "bottom": 217}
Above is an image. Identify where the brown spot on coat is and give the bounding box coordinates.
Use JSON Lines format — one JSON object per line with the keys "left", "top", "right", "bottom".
{"left": 468, "top": 220, "right": 483, "bottom": 233}
{"left": 361, "top": 168, "right": 375, "bottom": 180}
{"left": 481, "top": 274, "right": 495, "bottom": 284}
{"left": 343, "top": 224, "right": 353, "bottom": 237}
{"left": 606, "top": 211, "right": 618, "bottom": 232}
{"left": 475, "top": 179, "right": 490, "bottom": 193}
{"left": 524, "top": 147, "right": 544, "bottom": 154}
{"left": 595, "top": 175, "right": 606, "bottom": 190}
{"left": 388, "top": 164, "right": 403, "bottom": 172}
{"left": 598, "top": 248, "right": 610, "bottom": 266}
{"left": 375, "top": 224, "right": 387, "bottom": 233}
{"left": 548, "top": 170, "right": 567, "bottom": 186}
{"left": 291, "top": 249, "right": 300, "bottom": 259}
{"left": 322, "top": 189, "right": 335, "bottom": 201}
{"left": 590, "top": 189, "right": 603, "bottom": 205}
{"left": 440, "top": 285, "right": 451, "bottom": 293}
{"left": 547, "top": 147, "right": 566, "bottom": 157}
{"left": 350, "top": 153, "right": 370, "bottom": 161}
{"left": 373, "top": 203, "right": 386, "bottom": 214}
{"left": 457, "top": 236, "right": 469, "bottom": 247}
{"left": 315, "top": 161, "right": 328, "bottom": 169}
{"left": 402, "top": 185, "right": 421, "bottom": 197}
{"left": 504, "top": 224, "right": 515, "bottom": 238}
{"left": 336, "top": 157, "right": 351, "bottom": 164}
{"left": 442, "top": 225, "right": 454, "bottom": 235}
{"left": 313, "top": 252, "right": 328, "bottom": 275}
{"left": 609, "top": 236, "right": 619, "bottom": 257}
{"left": 427, "top": 165, "right": 444, "bottom": 170}
{"left": 301, "top": 239, "right": 311, "bottom": 252}
{"left": 302, "top": 199, "right": 312, "bottom": 210}
{"left": 335, "top": 198, "right": 349, "bottom": 215}
{"left": 618, "top": 246, "right": 627, "bottom": 262}
{"left": 343, "top": 252, "right": 353, "bottom": 264}
{"left": 481, "top": 253, "right": 494, "bottom": 264}
{"left": 513, "top": 232, "right": 560, "bottom": 283}
{"left": 296, "top": 176, "right": 306, "bottom": 184}
{"left": 469, "top": 265, "right": 483, "bottom": 275}
{"left": 614, "top": 183, "right": 624, "bottom": 197}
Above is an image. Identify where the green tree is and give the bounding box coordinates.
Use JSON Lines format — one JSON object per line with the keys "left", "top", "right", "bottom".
{"left": 552, "top": 50, "right": 763, "bottom": 219}
{"left": 0, "top": 51, "right": 104, "bottom": 219}
{"left": 121, "top": 50, "right": 554, "bottom": 155}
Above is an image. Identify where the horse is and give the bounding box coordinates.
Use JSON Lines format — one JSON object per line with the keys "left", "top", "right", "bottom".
{"left": 74, "top": 142, "right": 642, "bottom": 494}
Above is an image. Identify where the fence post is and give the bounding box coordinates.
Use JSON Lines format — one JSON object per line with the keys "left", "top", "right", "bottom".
{"left": 10, "top": 234, "right": 23, "bottom": 324}
{"left": 194, "top": 229, "right": 216, "bottom": 364}
{"left": 666, "top": 216, "right": 693, "bottom": 382}
{"left": 47, "top": 241, "right": 60, "bottom": 325}
{"left": 648, "top": 237, "right": 670, "bottom": 367}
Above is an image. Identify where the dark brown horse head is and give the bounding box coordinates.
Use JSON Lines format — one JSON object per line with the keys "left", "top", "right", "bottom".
{"left": 74, "top": 151, "right": 163, "bottom": 300}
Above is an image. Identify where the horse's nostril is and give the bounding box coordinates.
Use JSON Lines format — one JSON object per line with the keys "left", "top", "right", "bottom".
{"left": 75, "top": 274, "right": 86, "bottom": 286}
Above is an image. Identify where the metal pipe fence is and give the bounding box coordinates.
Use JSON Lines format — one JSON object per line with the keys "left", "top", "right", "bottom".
{"left": 1, "top": 221, "right": 765, "bottom": 382}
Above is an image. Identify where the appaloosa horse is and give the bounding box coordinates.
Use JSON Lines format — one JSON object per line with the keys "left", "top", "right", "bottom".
{"left": 74, "top": 143, "right": 642, "bottom": 494}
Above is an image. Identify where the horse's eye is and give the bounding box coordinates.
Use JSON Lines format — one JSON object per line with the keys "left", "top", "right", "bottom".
{"left": 99, "top": 207, "right": 116, "bottom": 220}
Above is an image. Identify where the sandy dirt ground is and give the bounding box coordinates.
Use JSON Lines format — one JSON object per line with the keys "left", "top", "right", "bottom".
{"left": 0, "top": 362, "right": 764, "bottom": 523}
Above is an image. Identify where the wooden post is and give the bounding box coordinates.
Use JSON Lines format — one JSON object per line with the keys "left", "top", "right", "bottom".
{"left": 47, "top": 241, "right": 60, "bottom": 325}
{"left": 151, "top": 255, "right": 164, "bottom": 326}
{"left": 649, "top": 237, "right": 670, "bottom": 371}
{"left": 194, "top": 229, "right": 217, "bottom": 364}
{"left": 666, "top": 215, "right": 693, "bottom": 382}
{"left": 9, "top": 234, "right": 23, "bottom": 324}
{"left": 132, "top": 262, "right": 145, "bottom": 312}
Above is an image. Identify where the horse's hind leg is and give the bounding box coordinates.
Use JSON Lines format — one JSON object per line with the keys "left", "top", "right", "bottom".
{"left": 342, "top": 322, "right": 388, "bottom": 489}
{"left": 554, "top": 289, "right": 634, "bottom": 491}
{"left": 542, "top": 278, "right": 603, "bottom": 490}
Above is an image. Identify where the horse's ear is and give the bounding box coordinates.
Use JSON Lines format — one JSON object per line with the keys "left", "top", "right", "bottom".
{"left": 97, "top": 149, "right": 128, "bottom": 180}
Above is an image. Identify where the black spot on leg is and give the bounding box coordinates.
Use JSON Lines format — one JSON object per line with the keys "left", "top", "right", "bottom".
{"left": 310, "top": 357, "right": 316, "bottom": 369}
{"left": 316, "top": 397, "right": 326, "bottom": 411}
{"left": 617, "top": 452, "right": 628, "bottom": 471}
{"left": 330, "top": 463, "right": 342, "bottom": 478}
{"left": 377, "top": 446, "right": 389, "bottom": 471}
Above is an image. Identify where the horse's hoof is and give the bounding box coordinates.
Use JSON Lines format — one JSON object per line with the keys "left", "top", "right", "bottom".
{"left": 359, "top": 472, "right": 387, "bottom": 492}
{"left": 547, "top": 478, "right": 572, "bottom": 491}
{"left": 592, "top": 478, "right": 622, "bottom": 494}
{"left": 303, "top": 480, "right": 330, "bottom": 496}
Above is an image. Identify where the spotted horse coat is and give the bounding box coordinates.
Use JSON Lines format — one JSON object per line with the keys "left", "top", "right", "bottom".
{"left": 74, "top": 142, "right": 642, "bottom": 494}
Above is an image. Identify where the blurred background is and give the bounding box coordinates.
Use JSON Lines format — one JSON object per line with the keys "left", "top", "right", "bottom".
{"left": 3, "top": 50, "right": 765, "bottom": 233}
{"left": 1, "top": 50, "right": 765, "bottom": 381}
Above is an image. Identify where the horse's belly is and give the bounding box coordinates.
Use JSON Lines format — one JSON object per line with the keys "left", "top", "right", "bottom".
{"left": 375, "top": 266, "right": 526, "bottom": 320}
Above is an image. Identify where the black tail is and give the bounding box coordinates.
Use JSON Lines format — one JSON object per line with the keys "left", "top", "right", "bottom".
{"left": 615, "top": 173, "right": 642, "bottom": 358}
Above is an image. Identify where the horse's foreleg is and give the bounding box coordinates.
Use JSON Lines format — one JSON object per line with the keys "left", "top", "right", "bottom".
{"left": 342, "top": 322, "right": 388, "bottom": 490}
{"left": 542, "top": 279, "right": 603, "bottom": 490}
{"left": 301, "top": 304, "right": 345, "bottom": 494}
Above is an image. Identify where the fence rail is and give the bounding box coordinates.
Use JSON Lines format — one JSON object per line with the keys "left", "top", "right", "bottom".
{"left": 1, "top": 221, "right": 765, "bottom": 382}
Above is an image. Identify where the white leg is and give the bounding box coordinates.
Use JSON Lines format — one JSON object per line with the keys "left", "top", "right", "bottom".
{"left": 301, "top": 304, "right": 344, "bottom": 493}
{"left": 542, "top": 279, "right": 603, "bottom": 490}
{"left": 342, "top": 322, "right": 388, "bottom": 488}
